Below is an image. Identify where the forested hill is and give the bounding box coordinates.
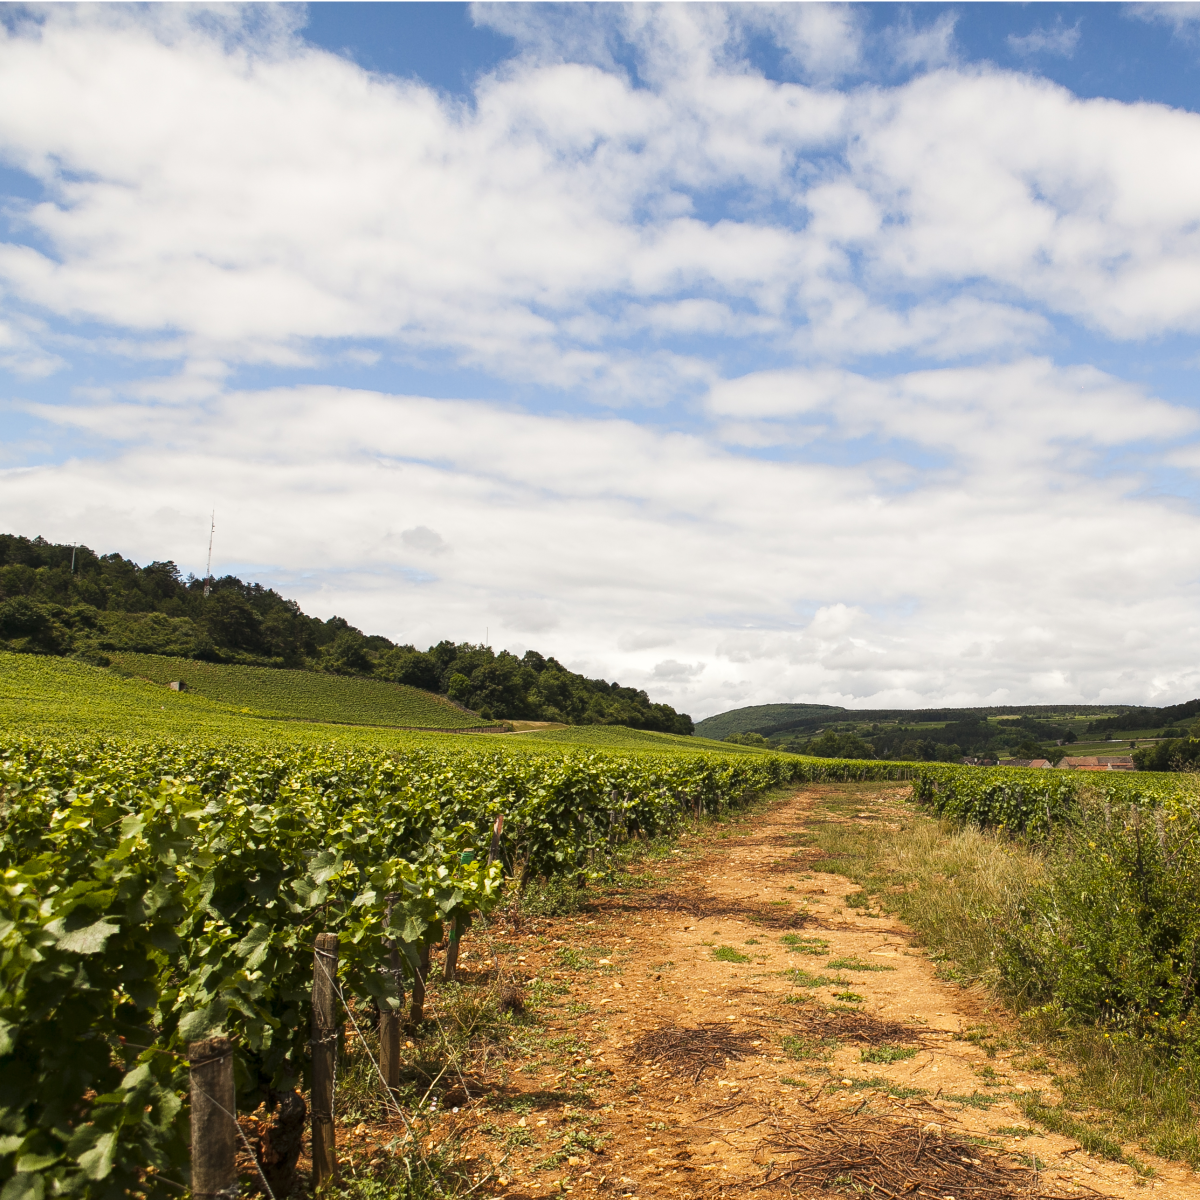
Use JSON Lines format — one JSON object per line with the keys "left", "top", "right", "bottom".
{"left": 0, "top": 534, "right": 693, "bottom": 733}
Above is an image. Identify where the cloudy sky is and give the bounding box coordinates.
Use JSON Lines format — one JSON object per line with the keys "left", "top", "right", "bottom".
{"left": 5, "top": 2, "right": 1200, "bottom": 717}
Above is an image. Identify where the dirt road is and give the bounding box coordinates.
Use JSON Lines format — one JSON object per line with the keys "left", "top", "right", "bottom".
{"left": 468, "top": 783, "right": 1200, "bottom": 1198}
{"left": 349, "top": 783, "right": 1200, "bottom": 1197}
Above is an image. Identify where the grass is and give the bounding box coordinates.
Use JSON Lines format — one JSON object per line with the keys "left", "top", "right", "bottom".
{"left": 1017, "top": 1093, "right": 1152, "bottom": 1175}
{"left": 784, "top": 968, "right": 849, "bottom": 988}
{"left": 801, "top": 781, "right": 1200, "bottom": 1169}
{"left": 781, "top": 1034, "right": 836, "bottom": 1060}
{"left": 780, "top": 934, "right": 829, "bottom": 956}
{"left": 825, "top": 956, "right": 895, "bottom": 972}
{"left": 712, "top": 944, "right": 751, "bottom": 963}
{"left": 860, "top": 1044, "right": 918, "bottom": 1064}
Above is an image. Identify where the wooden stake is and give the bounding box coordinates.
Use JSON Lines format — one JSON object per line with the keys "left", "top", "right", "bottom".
{"left": 189, "top": 1036, "right": 236, "bottom": 1200}
{"left": 312, "top": 932, "right": 339, "bottom": 1185}
{"left": 379, "top": 897, "right": 403, "bottom": 1091}
{"left": 486, "top": 813, "right": 505, "bottom": 865}
{"left": 443, "top": 917, "right": 460, "bottom": 982}
{"left": 409, "top": 940, "right": 430, "bottom": 1026}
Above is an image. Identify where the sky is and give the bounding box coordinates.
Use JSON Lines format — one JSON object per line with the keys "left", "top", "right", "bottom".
{"left": 4, "top": 3, "right": 1200, "bottom": 719}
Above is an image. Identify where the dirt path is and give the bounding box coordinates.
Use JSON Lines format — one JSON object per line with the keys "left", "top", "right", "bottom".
{"left": 409, "top": 785, "right": 1200, "bottom": 1197}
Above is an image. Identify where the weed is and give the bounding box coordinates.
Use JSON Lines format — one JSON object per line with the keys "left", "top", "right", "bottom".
{"left": 843, "top": 891, "right": 870, "bottom": 908}
{"left": 780, "top": 933, "right": 829, "bottom": 956}
{"left": 519, "top": 877, "right": 593, "bottom": 918}
{"left": 941, "top": 1092, "right": 1000, "bottom": 1109}
{"left": 826, "top": 956, "right": 896, "bottom": 972}
{"left": 1015, "top": 1153, "right": 1047, "bottom": 1170}
{"left": 860, "top": 1044, "right": 918, "bottom": 1064}
{"left": 833, "top": 991, "right": 864, "bottom": 1003}
{"left": 784, "top": 968, "right": 845, "bottom": 988}
{"left": 744, "top": 938, "right": 761, "bottom": 945}
{"left": 992, "top": 1126, "right": 1036, "bottom": 1138}
{"left": 964, "top": 1024, "right": 1010, "bottom": 1057}
{"left": 712, "top": 945, "right": 751, "bottom": 963}
{"left": 781, "top": 1034, "right": 836, "bottom": 1060}
{"left": 779, "top": 1075, "right": 806, "bottom": 1087}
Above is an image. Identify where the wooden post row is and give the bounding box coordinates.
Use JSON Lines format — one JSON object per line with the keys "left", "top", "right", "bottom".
{"left": 312, "top": 932, "right": 339, "bottom": 1185}
{"left": 189, "top": 1036, "right": 236, "bottom": 1200}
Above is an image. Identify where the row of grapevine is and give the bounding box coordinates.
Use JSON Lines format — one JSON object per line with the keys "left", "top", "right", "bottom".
{"left": 0, "top": 734, "right": 910, "bottom": 1197}
{"left": 911, "top": 760, "right": 1198, "bottom": 834}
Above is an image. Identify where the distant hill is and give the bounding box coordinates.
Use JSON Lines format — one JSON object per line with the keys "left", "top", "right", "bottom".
{"left": 696, "top": 700, "right": 1170, "bottom": 763}
{"left": 694, "top": 703, "right": 843, "bottom": 740}
{"left": 0, "top": 533, "right": 692, "bottom": 734}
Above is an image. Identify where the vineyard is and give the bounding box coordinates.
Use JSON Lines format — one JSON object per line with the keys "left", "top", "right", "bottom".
{"left": 7, "top": 642, "right": 1200, "bottom": 1197}
{"left": 912, "top": 758, "right": 1199, "bottom": 833}
{"left": 104, "top": 651, "right": 492, "bottom": 730}
{"left": 0, "top": 727, "right": 914, "bottom": 1197}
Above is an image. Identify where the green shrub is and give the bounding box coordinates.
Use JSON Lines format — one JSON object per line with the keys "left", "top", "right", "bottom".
{"left": 1012, "top": 795, "right": 1200, "bottom": 1059}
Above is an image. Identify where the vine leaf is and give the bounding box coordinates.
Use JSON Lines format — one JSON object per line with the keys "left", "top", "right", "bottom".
{"left": 52, "top": 918, "right": 120, "bottom": 955}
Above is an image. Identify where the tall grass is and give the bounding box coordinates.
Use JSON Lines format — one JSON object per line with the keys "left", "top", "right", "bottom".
{"left": 812, "top": 803, "right": 1042, "bottom": 996}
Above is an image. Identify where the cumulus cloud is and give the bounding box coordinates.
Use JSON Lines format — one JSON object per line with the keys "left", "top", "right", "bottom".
{"left": 4, "top": 4, "right": 1200, "bottom": 393}
{"left": 3, "top": 5, "right": 1200, "bottom": 714}
{"left": 6, "top": 374, "right": 1200, "bottom": 714}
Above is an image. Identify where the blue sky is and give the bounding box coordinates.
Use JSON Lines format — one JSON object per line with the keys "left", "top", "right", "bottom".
{"left": 4, "top": 2, "right": 1200, "bottom": 717}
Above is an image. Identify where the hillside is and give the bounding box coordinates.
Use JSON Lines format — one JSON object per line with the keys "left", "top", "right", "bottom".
{"left": 694, "top": 702, "right": 843, "bottom": 741}
{"left": 0, "top": 650, "right": 728, "bottom": 759}
{"left": 105, "top": 651, "right": 489, "bottom": 730}
{"left": 697, "top": 699, "right": 1189, "bottom": 764}
{"left": 0, "top": 532, "right": 692, "bottom": 733}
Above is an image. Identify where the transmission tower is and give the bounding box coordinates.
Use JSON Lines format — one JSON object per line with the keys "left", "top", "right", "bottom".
{"left": 203, "top": 512, "right": 215, "bottom": 597}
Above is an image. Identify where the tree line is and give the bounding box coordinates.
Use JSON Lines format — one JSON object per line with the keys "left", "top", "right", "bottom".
{"left": 0, "top": 534, "right": 693, "bottom": 733}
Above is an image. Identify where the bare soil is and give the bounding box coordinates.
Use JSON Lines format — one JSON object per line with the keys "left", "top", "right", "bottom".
{"left": 332, "top": 784, "right": 1200, "bottom": 1198}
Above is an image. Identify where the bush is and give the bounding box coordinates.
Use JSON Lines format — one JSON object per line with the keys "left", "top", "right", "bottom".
{"left": 1013, "top": 794, "right": 1200, "bottom": 1058}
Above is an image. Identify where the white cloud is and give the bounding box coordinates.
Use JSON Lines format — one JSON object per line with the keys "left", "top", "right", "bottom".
{"left": 4, "top": 7, "right": 1200, "bottom": 716}
{"left": 4, "top": 4, "right": 1200, "bottom": 395}
{"left": 1129, "top": 3, "right": 1200, "bottom": 37}
{"left": 891, "top": 11, "right": 958, "bottom": 71}
{"left": 1007, "top": 20, "right": 1081, "bottom": 58}
{"left": 6, "top": 377, "right": 1200, "bottom": 715}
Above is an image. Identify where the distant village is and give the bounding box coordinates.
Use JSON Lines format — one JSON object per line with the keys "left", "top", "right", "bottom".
{"left": 980, "top": 754, "right": 1135, "bottom": 772}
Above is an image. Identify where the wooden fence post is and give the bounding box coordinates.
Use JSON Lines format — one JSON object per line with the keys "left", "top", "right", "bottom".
{"left": 189, "top": 1036, "right": 236, "bottom": 1200}
{"left": 312, "top": 932, "right": 340, "bottom": 1185}
{"left": 379, "top": 897, "right": 403, "bottom": 1091}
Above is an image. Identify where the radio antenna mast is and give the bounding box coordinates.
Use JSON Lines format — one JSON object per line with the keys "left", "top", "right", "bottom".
{"left": 203, "top": 512, "right": 215, "bottom": 597}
